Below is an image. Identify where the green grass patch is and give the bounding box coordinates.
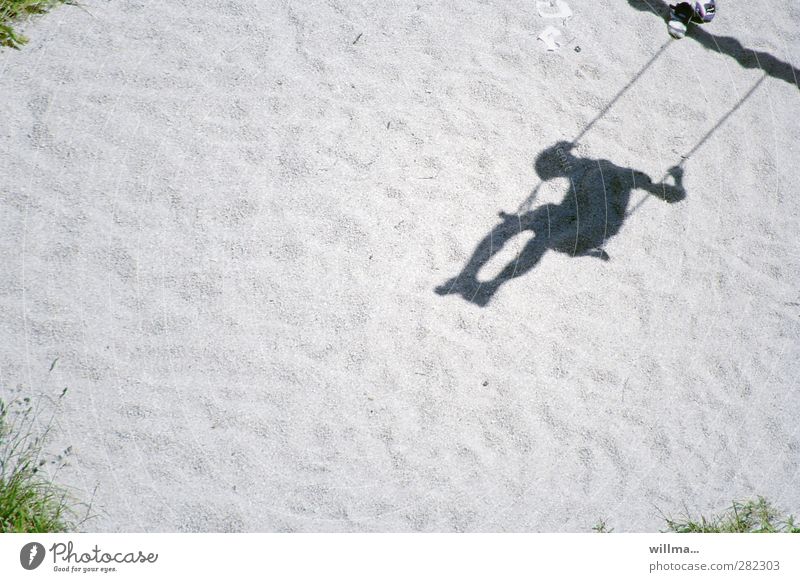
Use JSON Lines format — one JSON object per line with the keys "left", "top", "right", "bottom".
{"left": 1, "top": 0, "right": 69, "bottom": 48}
{"left": 592, "top": 518, "right": 613, "bottom": 533}
{"left": 662, "top": 497, "right": 800, "bottom": 533}
{"left": 594, "top": 497, "right": 800, "bottom": 533}
{"left": 0, "top": 389, "right": 80, "bottom": 532}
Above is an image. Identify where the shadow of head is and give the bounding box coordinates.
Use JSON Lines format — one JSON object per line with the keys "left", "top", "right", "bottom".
{"left": 534, "top": 140, "right": 577, "bottom": 180}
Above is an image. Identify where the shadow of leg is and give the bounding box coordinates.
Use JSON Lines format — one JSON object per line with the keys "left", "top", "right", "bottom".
{"left": 435, "top": 213, "right": 524, "bottom": 301}
{"left": 476, "top": 234, "right": 549, "bottom": 305}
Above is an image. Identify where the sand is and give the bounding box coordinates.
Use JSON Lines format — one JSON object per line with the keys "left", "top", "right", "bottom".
{"left": 1, "top": 0, "right": 798, "bottom": 532}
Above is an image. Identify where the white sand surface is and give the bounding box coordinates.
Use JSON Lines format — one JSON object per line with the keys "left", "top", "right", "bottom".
{"left": 1, "top": 0, "right": 799, "bottom": 531}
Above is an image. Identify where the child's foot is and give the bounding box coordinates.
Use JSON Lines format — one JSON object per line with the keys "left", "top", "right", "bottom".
{"left": 668, "top": 4, "right": 695, "bottom": 39}
{"left": 435, "top": 276, "right": 479, "bottom": 299}
{"left": 435, "top": 277, "right": 495, "bottom": 306}
{"left": 668, "top": 17, "right": 687, "bottom": 39}
{"left": 435, "top": 278, "right": 460, "bottom": 296}
{"left": 585, "top": 248, "right": 611, "bottom": 261}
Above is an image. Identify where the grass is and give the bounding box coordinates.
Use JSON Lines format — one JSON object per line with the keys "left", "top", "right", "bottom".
{"left": 593, "top": 497, "right": 800, "bottom": 533}
{"left": 662, "top": 497, "right": 800, "bottom": 533}
{"left": 592, "top": 518, "right": 614, "bottom": 533}
{"left": 0, "top": 388, "right": 79, "bottom": 532}
{"left": 0, "top": 0, "right": 69, "bottom": 48}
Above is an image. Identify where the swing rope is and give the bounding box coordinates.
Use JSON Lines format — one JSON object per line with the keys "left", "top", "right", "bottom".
{"left": 516, "top": 40, "right": 673, "bottom": 214}
{"left": 626, "top": 72, "right": 767, "bottom": 218}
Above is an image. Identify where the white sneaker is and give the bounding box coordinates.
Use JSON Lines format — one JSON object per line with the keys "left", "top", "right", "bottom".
{"left": 668, "top": 17, "right": 687, "bottom": 39}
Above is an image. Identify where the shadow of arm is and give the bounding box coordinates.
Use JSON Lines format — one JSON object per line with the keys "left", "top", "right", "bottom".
{"left": 637, "top": 167, "right": 687, "bottom": 203}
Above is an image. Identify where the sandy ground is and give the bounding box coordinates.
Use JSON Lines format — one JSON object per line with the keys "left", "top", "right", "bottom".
{"left": 1, "top": 0, "right": 799, "bottom": 532}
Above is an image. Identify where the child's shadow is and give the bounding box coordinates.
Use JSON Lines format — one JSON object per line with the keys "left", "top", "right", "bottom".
{"left": 435, "top": 142, "right": 687, "bottom": 306}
